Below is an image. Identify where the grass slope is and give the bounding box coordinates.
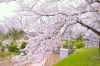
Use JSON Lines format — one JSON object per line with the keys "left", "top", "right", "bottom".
{"left": 54, "top": 48, "right": 100, "bottom": 66}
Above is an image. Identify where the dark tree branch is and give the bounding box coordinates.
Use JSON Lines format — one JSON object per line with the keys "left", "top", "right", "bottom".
{"left": 61, "top": 22, "right": 77, "bottom": 35}
{"left": 30, "top": 0, "right": 40, "bottom": 10}
{"left": 77, "top": 20, "right": 100, "bottom": 36}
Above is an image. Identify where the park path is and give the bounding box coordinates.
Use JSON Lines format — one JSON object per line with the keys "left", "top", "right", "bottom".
{"left": 29, "top": 54, "right": 61, "bottom": 66}
{"left": 0, "top": 60, "right": 15, "bottom": 66}
{"left": 0, "top": 54, "right": 60, "bottom": 66}
{"left": 44, "top": 54, "right": 60, "bottom": 66}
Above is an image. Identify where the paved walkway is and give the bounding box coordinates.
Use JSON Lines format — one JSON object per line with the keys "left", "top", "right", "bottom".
{"left": 0, "top": 60, "right": 15, "bottom": 66}
{"left": 29, "top": 54, "right": 61, "bottom": 66}
{"left": 44, "top": 54, "right": 60, "bottom": 66}
{"left": 0, "top": 54, "right": 60, "bottom": 66}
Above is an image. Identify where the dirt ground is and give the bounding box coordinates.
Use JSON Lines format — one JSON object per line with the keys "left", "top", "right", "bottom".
{"left": 0, "top": 60, "right": 15, "bottom": 66}
{"left": 0, "top": 54, "right": 60, "bottom": 66}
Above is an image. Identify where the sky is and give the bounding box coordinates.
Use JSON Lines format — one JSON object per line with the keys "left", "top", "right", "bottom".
{"left": 0, "top": 0, "right": 84, "bottom": 20}
{"left": 0, "top": 0, "right": 87, "bottom": 25}
{"left": 0, "top": 1, "right": 18, "bottom": 24}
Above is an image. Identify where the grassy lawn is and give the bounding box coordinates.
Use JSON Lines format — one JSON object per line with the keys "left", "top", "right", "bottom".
{"left": 54, "top": 48, "right": 100, "bottom": 66}
{"left": 0, "top": 45, "right": 2, "bottom": 51}
{"left": 0, "top": 52, "right": 19, "bottom": 61}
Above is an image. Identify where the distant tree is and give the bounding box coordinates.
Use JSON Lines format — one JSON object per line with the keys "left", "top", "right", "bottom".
{"left": 7, "top": 28, "right": 25, "bottom": 41}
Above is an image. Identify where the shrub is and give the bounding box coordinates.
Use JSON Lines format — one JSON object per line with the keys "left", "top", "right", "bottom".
{"left": 68, "top": 44, "right": 74, "bottom": 49}
{"left": 62, "top": 40, "right": 74, "bottom": 49}
{"left": 9, "top": 45, "right": 19, "bottom": 52}
{"left": 74, "top": 42, "right": 85, "bottom": 49}
{"left": 20, "top": 42, "right": 27, "bottom": 49}
{"left": 8, "top": 41, "right": 19, "bottom": 53}
{"left": 10, "top": 41, "right": 17, "bottom": 45}
{"left": 62, "top": 40, "right": 69, "bottom": 48}
{"left": 72, "top": 40, "right": 77, "bottom": 44}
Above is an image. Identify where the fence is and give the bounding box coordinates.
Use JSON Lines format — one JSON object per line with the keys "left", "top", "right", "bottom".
{"left": 84, "top": 41, "right": 99, "bottom": 48}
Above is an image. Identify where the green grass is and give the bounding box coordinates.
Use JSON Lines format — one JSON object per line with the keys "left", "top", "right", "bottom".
{"left": 0, "top": 52, "right": 19, "bottom": 61}
{"left": 0, "top": 45, "right": 2, "bottom": 51}
{"left": 54, "top": 48, "right": 100, "bottom": 66}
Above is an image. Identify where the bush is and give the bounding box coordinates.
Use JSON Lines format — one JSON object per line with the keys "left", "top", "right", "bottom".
{"left": 62, "top": 40, "right": 69, "bottom": 48}
{"left": 62, "top": 40, "right": 74, "bottom": 49}
{"left": 9, "top": 45, "right": 19, "bottom": 52}
{"left": 74, "top": 42, "right": 85, "bottom": 49}
{"left": 20, "top": 42, "right": 27, "bottom": 49}
{"left": 8, "top": 41, "right": 19, "bottom": 53}
{"left": 72, "top": 40, "right": 77, "bottom": 44}
{"left": 10, "top": 41, "right": 17, "bottom": 46}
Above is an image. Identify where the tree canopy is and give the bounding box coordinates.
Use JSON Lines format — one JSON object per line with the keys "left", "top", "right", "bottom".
{"left": 0, "top": 0, "right": 100, "bottom": 66}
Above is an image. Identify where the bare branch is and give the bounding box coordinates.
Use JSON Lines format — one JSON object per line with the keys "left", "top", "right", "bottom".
{"left": 30, "top": 0, "right": 40, "bottom": 10}
{"left": 61, "top": 22, "right": 77, "bottom": 35}
{"left": 77, "top": 20, "right": 100, "bottom": 36}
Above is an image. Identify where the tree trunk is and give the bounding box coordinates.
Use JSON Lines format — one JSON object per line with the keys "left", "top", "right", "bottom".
{"left": 77, "top": 20, "right": 100, "bottom": 36}
{"left": 87, "top": 0, "right": 100, "bottom": 3}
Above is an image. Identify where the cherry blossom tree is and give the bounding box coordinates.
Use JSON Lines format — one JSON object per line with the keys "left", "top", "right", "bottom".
{"left": 1, "top": 0, "right": 100, "bottom": 66}
{"left": 11, "top": 0, "right": 100, "bottom": 66}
